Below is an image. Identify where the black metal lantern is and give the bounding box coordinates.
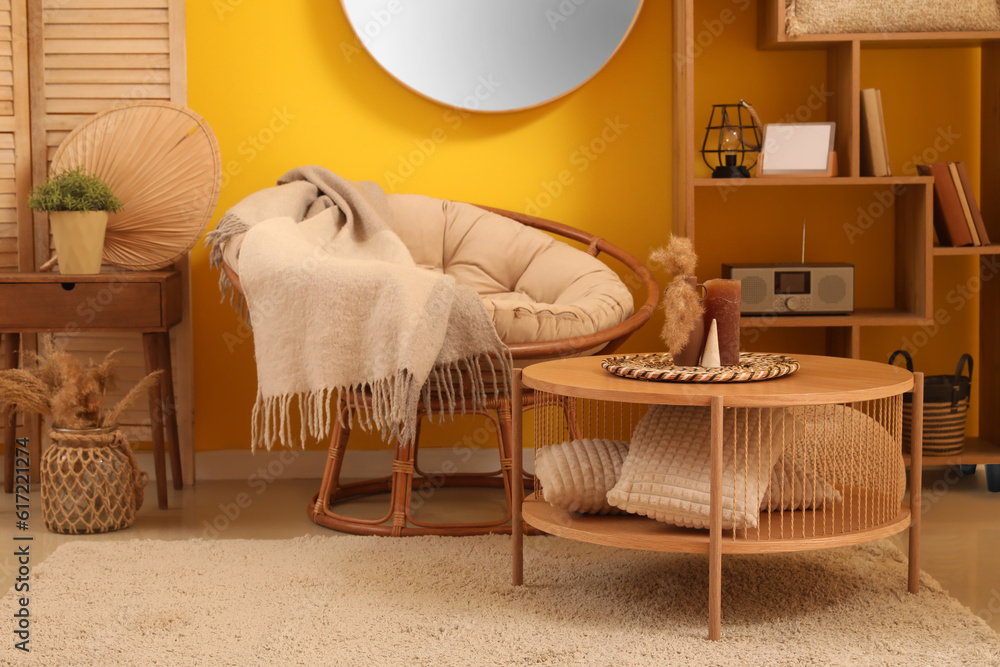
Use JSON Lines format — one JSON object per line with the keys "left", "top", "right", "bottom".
{"left": 701, "top": 101, "right": 762, "bottom": 179}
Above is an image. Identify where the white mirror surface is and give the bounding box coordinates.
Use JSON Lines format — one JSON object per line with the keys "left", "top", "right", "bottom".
{"left": 342, "top": 0, "right": 643, "bottom": 112}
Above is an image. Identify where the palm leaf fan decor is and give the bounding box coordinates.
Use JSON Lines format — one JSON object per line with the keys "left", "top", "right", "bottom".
{"left": 49, "top": 101, "right": 221, "bottom": 270}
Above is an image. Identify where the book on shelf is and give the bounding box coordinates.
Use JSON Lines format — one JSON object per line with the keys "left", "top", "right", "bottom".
{"left": 949, "top": 162, "right": 981, "bottom": 245}
{"left": 917, "top": 161, "right": 974, "bottom": 247}
{"left": 860, "top": 88, "right": 891, "bottom": 177}
{"left": 954, "top": 161, "right": 991, "bottom": 246}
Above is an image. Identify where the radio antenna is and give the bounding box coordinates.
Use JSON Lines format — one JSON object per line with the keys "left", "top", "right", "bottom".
{"left": 801, "top": 218, "right": 806, "bottom": 264}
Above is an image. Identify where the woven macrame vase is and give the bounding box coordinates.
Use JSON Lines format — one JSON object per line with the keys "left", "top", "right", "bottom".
{"left": 41, "top": 425, "right": 147, "bottom": 534}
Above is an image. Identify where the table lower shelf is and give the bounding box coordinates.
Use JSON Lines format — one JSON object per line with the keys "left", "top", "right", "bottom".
{"left": 522, "top": 496, "right": 911, "bottom": 555}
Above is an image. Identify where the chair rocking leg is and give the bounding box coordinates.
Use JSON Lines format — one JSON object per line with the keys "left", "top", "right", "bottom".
{"left": 559, "top": 395, "right": 582, "bottom": 440}
{"left": 309, "top": 394, "right": 537, "bottom": 536}
{"left": 497, "top": 400, "right": 516, "bottom": 513}
{"left": 498, "top": 397, "right": 551, "bottom": 537}
{"left": 391, "top": 440, "right": 416, "bottom": 536}
{"left": 313, "top": 403, "right": 351, "bottom": 517}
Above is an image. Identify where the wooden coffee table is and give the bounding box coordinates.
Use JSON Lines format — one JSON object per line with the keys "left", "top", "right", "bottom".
{"left": 510, "top": 354, "right": 924, "bottom": 640}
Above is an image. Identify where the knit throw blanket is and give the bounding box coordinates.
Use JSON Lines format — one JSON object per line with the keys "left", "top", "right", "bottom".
{"left": 207, "top": 166, "right": 511, "bottom": 450}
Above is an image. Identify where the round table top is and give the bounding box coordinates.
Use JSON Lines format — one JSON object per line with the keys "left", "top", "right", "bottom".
{"left": 520, "top": 353, "right": 913, "bottom": 407}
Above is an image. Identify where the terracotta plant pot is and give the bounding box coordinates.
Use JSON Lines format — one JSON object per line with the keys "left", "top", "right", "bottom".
{"left": 49, "top": 210, "right": 108, "bottom": 274}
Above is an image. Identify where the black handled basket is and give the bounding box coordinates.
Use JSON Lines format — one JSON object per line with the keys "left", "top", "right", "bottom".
{"left": 889, "top": 350, "right": 972, "bottom": 456}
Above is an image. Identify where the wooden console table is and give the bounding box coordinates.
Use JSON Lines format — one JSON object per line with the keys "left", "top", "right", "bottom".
{"left": 0, "top": 271, "right": 184, "bottom": 509}
{"left": 511, "top": 354, "right": 924, "bottom": 641}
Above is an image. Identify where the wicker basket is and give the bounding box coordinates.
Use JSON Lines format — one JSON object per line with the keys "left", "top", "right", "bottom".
{"left": 890, "top": 351, "right": 972, "bottom": 456}
{"left": 40, "top": 426, "right": 147, "bottom": 534}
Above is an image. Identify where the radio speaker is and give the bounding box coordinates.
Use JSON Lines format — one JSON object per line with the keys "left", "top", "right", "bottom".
{"left": 819, "top": 274, "right": 847, "bottom": 304}
{"left": 741, "top": 275, "right": 768, "bottom": 308}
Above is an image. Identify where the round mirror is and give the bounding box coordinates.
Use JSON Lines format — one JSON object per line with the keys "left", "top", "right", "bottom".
{"left": 341, "top": 0, "right": 643, "bottom": 112}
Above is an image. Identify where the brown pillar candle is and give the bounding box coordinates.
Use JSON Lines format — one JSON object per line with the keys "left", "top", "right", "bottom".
{"left": 671, "top": 276, "right": 706, "bottom": 367}
{"left": 702, "top": 279, "right": 741, "bottom": 366}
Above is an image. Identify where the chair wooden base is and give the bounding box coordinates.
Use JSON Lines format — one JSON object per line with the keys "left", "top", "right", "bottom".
{"left": 306, "top": 390, "right": 576, "bottom": 536}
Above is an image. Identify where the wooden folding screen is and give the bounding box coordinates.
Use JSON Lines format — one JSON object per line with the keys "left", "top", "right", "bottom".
{"left": 2, "top": 0, "right": 194, "bottom": 483}
{"left": 0, "top": 0, "right": 32, "bottom": 273}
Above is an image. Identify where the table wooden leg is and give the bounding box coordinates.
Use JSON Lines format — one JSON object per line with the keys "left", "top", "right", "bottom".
{"left": 709, "top": 395, "right": 724, "bottom": 641}
{"left": 512, "top": 369, "right": 524, "bottom": 586}
{"left": 142, "top": 333, "right": 168, "bottom": 510}
{"left": 3, "top": 333, "right": 19, "bottom": 494}
{"left": 156, "top": 331, "right": 183, "bottom": 490}
{"left": 909, "top": 372, "right": 924, "bottom": 594}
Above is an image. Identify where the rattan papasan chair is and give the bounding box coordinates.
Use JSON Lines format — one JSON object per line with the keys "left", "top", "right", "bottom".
{"left": 220, "top": 195, "right": 658, "bottom": 536}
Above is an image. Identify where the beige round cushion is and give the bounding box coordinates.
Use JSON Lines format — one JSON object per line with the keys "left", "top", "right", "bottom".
{"left": 534, "top": 438, "right": 630, "bottom": 515}
{"left": 386, "top": 195, "right": 634, "bottom": 346}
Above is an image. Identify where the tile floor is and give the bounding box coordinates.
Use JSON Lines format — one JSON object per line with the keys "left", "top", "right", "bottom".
{"left": 1, "top": 465, "right": 998, "bottom": 634}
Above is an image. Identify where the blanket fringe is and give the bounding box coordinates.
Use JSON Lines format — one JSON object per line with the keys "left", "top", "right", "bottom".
{"left": 205, "top": 211, "right": 251, "bottom": 320}
{"left": 250, "top": 348, "right": 513, "bottom": 451}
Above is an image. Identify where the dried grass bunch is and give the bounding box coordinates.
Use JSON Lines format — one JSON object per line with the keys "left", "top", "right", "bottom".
{"left": 660, "top": 278, "right": 704, "bottom": 353}
{"left": 650, "top": 235, "right": 704, "bottom": 353}
{"left": 650, "top": 235, "right": 698, "bottom": 277}
{"left": 0, "top": 336, "right": 160, "bottom": 429}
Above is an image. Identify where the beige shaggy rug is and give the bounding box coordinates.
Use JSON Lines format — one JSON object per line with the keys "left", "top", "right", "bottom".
{"left": 2, "top": 535, "right": 999, "bottom": 666}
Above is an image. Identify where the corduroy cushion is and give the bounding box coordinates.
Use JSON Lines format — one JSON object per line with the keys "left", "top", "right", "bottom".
{"left": 606, "top": 404, "right": 901, "bottom": 531}
{"left": 787, "top": 0, "right": 1000, "bottom": 36}
{"left": 386, "top": 195, "right": 633, "bottom": 346}
{"left": 534, "top": 432, "right": 840, "bottom": 519}
{"left": 606, "top": 405, "right": 790, "bottom": 530}
{"left": 760, "top": 456, "right": 841, "bottom": 511}
{"left": 534, "top": 438, "right": 630, "bottom": 515}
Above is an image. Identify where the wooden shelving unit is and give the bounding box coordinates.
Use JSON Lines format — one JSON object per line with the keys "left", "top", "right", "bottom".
{"left": 693, "top": 175, "right": 933, "bottom": 188}
{"left": 932, "top": 245, "right": 1000, "bottom": 256}
{"left": 672, "top": 0, "right": 1000, "bottom": 474}
{"left": 904, "top": 438, "right": 1000, "bottom": 467}
{"left": 740, "top": 309, "right": 930, "bottom": 329}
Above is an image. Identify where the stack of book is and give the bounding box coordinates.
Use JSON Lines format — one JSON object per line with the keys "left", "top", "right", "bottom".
{"left": 917, "top": 161, "right": 992, "bottom": 247}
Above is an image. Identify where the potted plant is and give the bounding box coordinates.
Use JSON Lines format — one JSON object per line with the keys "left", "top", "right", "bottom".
{"left": 0, "top": 336, "right": 159, "bottom": 533}
{"left": 28, "top": 166, "right": 123, "bottom": 275}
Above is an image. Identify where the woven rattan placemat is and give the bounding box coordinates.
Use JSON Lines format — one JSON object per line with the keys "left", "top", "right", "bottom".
{"left": 601, "top": 352, "right": 799, "bottom": 383}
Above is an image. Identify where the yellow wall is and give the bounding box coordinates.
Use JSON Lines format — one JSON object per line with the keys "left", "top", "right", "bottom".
{"left": 186, "top": 0, "right": 983, "bottom": 451}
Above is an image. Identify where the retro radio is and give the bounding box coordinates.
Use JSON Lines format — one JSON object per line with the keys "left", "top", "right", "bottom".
{"left": 722, "top": 263, "right": 854, "bottom": 315}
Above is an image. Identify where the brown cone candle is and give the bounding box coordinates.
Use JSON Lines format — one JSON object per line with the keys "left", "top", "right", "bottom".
{"left": 702, "top": 279, "right": 741, "bottom": 365}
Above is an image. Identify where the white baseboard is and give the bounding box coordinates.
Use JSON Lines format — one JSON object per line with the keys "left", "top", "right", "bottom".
{"left": 138, "top": 447, "right": 534, "bottom": 482}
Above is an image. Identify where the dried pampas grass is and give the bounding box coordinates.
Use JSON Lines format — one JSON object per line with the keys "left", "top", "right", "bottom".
{"left": 0, "top": 335, "right": 160, "bottom": 429}
{"left": 650, "top": 236, "right": 704, "bottom": 354}
{"left": 650, "top": 235, "right": 698, "bottom": 277}
{"left": 102, "top": 372, "right": 162, "bottom": 429}
{"left": 0, "top": 369, "right": 51, "bottom": 416}
{"left": 660, "top": 277, "right": 705, "bottom": 353}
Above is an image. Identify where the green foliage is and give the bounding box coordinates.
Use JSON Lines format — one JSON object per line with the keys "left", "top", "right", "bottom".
{"left": 28, "top": 166, "right": 123, "bottom": 213}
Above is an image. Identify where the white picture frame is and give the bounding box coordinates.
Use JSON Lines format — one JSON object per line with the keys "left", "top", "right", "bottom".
{"left": 759, "top": 122, "right": 836, "bottom": 175}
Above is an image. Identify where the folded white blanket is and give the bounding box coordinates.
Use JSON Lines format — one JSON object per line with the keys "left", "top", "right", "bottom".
{"left": 208, "top": 166, "right": 511, "bottom": 449}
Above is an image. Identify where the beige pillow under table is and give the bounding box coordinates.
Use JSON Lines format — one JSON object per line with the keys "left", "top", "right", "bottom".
{"left": 606, "top": 404, "right": 790, "bottom": 530}
{"left": 534, "top": 438, "right": 629, "bottom": 515}
{"left": 605, "top": 403, "right": 903, "bottom": 531}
